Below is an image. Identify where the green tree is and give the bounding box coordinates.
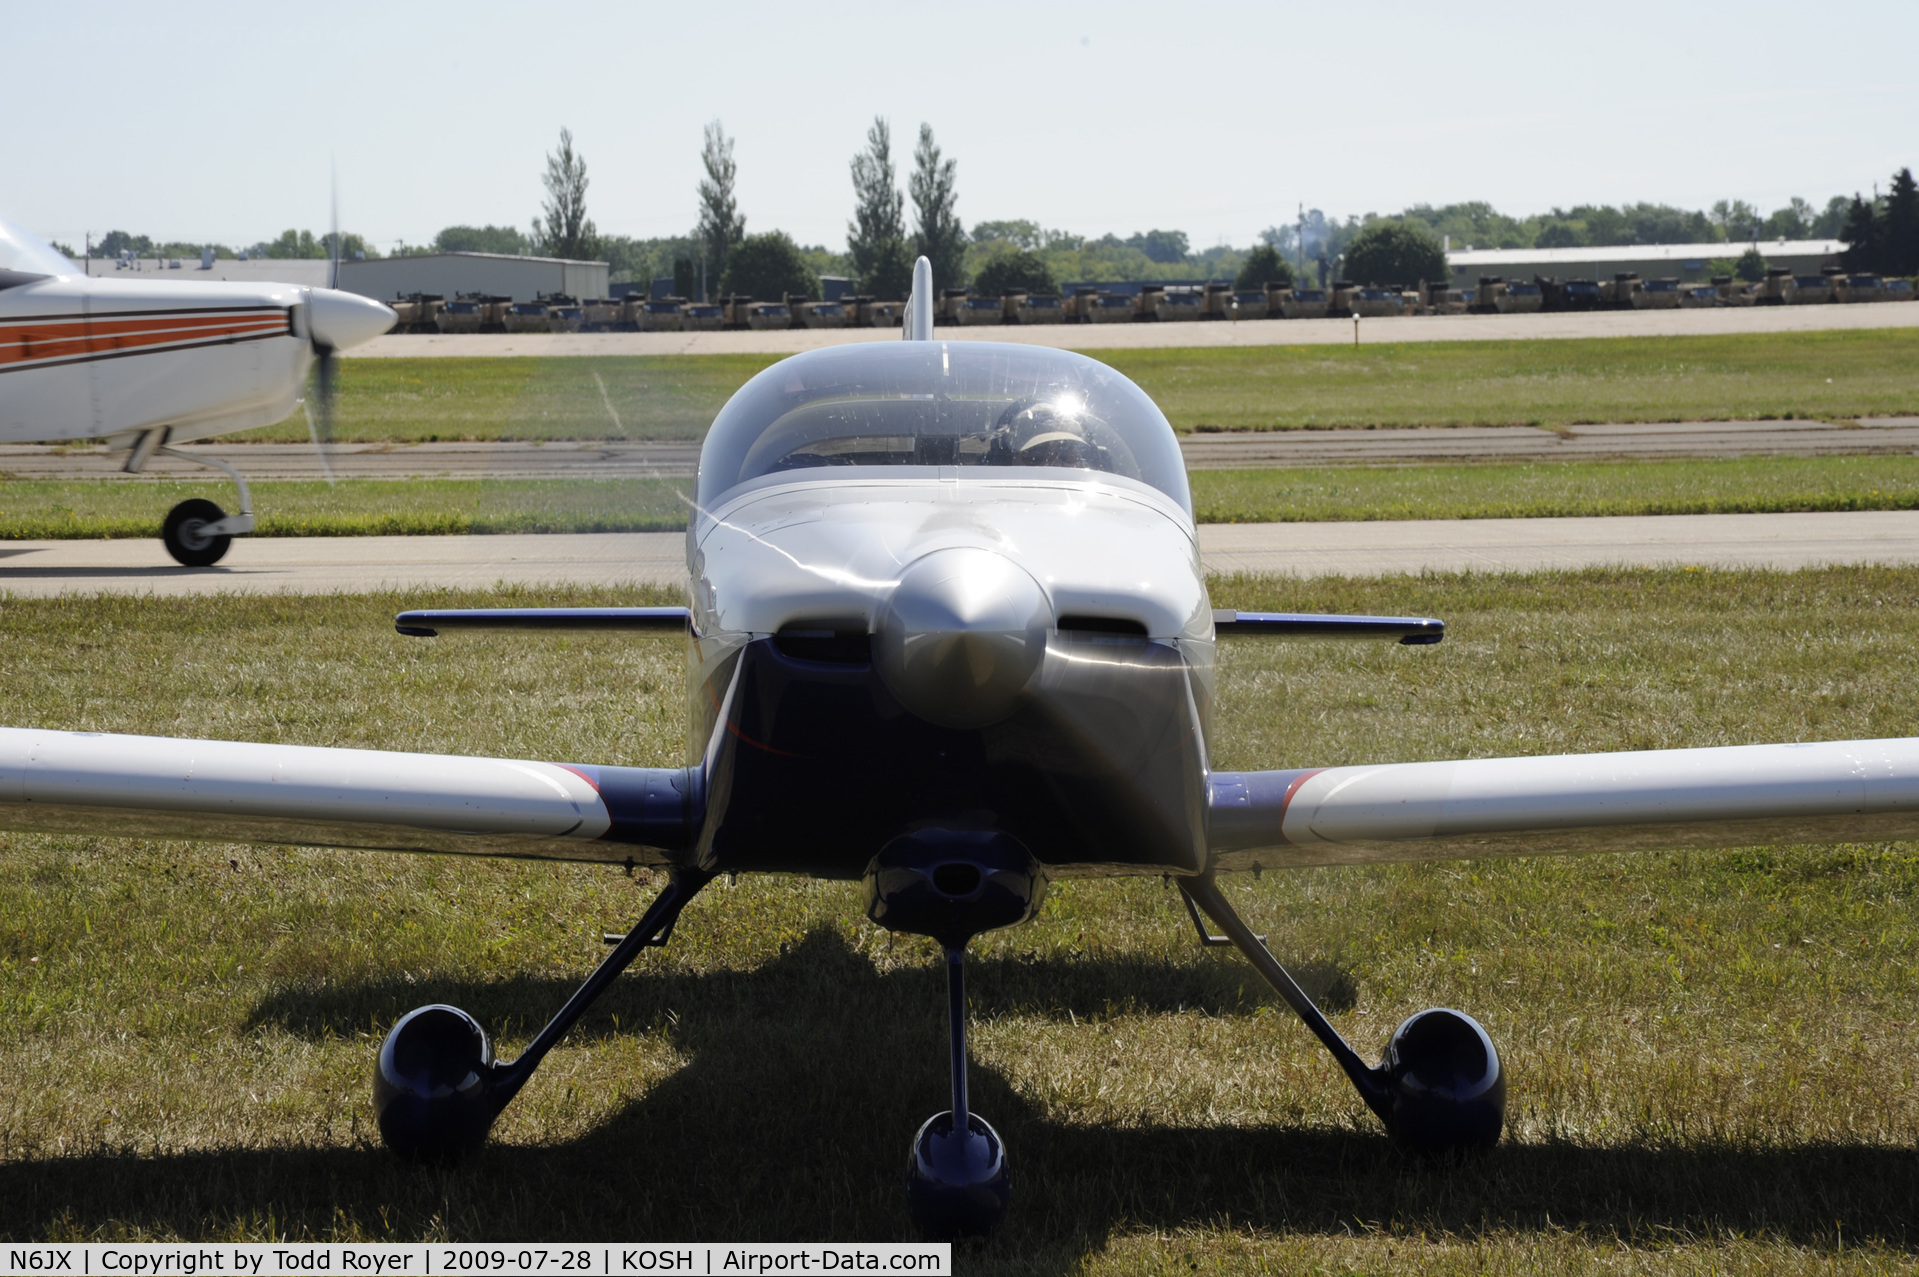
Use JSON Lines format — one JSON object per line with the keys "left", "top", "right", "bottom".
{"left": 1125, "top": 229, "right": 1189, "bottom": 263}
{"left": 1709, "top": 198, "right": 1758, "bottom": 240}
{"left": 697, "top": 120, "right": 746, "bottom": 298}
{"left": 536, "top": 127, "right": 597, "bottom": 261}
{"left": 910, "top": 123, "right": 966, "bottom": 291}
{"left": 596, "top": 235, "right": 653, "bottom": 284}
{"left": 247, "top": 229, "right": 376, "bottom": 260}
{"left": 96, "top": 230, "right": 153, "bottom": 257}
{"left": 719, "top": 231, "right": 819, "bottom": 301}
{"left": 1760, "top": 198, "right": 1815, "bottom": 240}
{"left": 971, "top": 219, "right": 1044, "bottom": 249}
{"left": 1810, "top": 196, "right": 1850, "bottom": 238}
{"left": 846, "top": 116, "right": 913, "bottom": 300}
{"left": 1233, "top": 243, "right": 1292, "bottom": 289}
{"left": 1841, "top": 194, "right": 1880, "bottom": 272}
{"left": 1732, "top": 248, "right": 1767, "bottom": 281}
{"left": 1882, "top": 167, "right": 1918, "bottom": 277}
{"left": 435, "top": 225, "right": 529, "bottom": 255}
{"left": 974, "top": 249, "right": 1056, "bottom": 296}
{"left": 1341, "top": 222, "right": 1446, "bottom": 287}
{"left": 255, "top": 230, "right": 317, "bottom": 258}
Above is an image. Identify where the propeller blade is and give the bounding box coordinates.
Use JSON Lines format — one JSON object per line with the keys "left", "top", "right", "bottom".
{"left": 328, "top": 158, "right": 341, "bottom": 291}
{"left": 305, "top": 345, "right": 338, "bottom": 486}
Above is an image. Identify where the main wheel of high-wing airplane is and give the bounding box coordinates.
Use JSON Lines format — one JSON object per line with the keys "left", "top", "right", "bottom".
{"left": 161, "top": 498, "right": 233, "bottom": 567}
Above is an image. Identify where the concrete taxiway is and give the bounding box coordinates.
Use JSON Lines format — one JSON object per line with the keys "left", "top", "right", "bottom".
{"left": 4, "top": 511, "right": 1919, "bottom": 597}
{"left": 8, "top": 416, "right": 1918, "bottom": 483}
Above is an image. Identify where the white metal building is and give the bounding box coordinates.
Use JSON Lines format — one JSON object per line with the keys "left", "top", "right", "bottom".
{"left": 335, "top": 252, "right": 608, "bottom": 302}
{"left": 84, "top": 257, "right": 331, "bottom": 286}
{"left": 1447, "top": 239, "right": 1845, "bottom": 284}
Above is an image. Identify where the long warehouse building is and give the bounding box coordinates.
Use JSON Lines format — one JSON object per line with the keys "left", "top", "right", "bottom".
{"left": 1446, "top": 239, "right": 1845, "bottom": 285}
{"left": 336, "top": 251, "right": 607, "bottom": 302}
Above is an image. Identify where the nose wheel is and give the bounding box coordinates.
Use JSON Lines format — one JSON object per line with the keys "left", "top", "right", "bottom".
{"left": 126, "top": 433, "right": 257, "bottom": 567}
{"left": 162, "top": 498, "right": 234, "bottom": 566}
{"left": 906, "top": 944, "right": 1010, "bottom": 1238}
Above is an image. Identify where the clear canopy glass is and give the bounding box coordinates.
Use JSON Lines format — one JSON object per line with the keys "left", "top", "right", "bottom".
{"left": 0, "top": 218, "right": 79, "bottom": 278}
{"left": 697, "top": 341, "right": 1192, "bottom": 513}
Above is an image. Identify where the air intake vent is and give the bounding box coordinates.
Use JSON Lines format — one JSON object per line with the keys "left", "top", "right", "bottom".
{"left": 1057, "top": 615, "right": 1148, "bottom": 637}
{"left": 773, "top": 626, "right": 872, "bottom": 665}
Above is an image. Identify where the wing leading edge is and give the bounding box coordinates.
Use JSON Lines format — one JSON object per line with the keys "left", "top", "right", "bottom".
{"left": 6, "top": 727, "right": 1916, "bottom": 876}
{"left": 1209, "top": 737, "right": 1919, "bottom": 869}
{"left": 0, "top": 728, "right": 697, "bottom": 865}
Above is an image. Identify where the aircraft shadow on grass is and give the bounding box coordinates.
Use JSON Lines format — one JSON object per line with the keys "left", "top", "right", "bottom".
{"left": 0, "top": 929, "right": 1910, "bottom": 1265}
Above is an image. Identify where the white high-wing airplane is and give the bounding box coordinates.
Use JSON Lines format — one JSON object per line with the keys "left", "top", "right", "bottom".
{"left": 3, "top": 257, "right": 1916, "bottom": 1237}
{"left": 0, "top": 218, "right": 394, "bottom": 564}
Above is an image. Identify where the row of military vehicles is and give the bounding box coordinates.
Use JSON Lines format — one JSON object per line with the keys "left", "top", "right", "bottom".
{"left": 381, "top": 265, "right": 1914, "bottom": 334}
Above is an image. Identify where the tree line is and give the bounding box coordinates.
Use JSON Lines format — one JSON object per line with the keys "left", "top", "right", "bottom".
{"left": 63, "top": 132, "right": 1917, "bottom": 300}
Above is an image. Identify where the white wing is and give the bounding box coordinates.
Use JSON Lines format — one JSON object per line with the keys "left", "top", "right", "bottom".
{"left": 0, "top": 727, "right": 692, "bottom": 864}
{"left": 1208, "top": 738, "right": 1919, "bottom": 869}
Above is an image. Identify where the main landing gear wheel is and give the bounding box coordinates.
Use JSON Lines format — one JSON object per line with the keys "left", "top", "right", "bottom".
{"left": 371, "top": 871, "right": 711, "bottom": 1164}
{"left": 1181, "top": 875, "right": 1506, "bottom": 1156}
{"left": 161, "top": 498, "right": 232, "bottom": 567}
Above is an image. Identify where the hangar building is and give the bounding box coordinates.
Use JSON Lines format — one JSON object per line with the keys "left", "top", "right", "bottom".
{"left": 335, "top": 252, "right": 608, "bottom": 302}
{"left": 1447, "top": 239, "right": 1845, "bottom": 285}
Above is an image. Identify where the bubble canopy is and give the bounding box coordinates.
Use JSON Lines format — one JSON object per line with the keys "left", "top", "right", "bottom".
{"left": 697, "top": 342, "right": 1192, "bottom": 514}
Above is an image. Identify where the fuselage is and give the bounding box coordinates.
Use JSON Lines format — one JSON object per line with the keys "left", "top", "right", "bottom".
{"left": 0, "top": 217, "right": 393, "bottom": 448}
{"left": 679, "top": 340, "right": 1221, "bottom": 881}
{"left": 0, "top": 273, "right": 314, "bottom": 445}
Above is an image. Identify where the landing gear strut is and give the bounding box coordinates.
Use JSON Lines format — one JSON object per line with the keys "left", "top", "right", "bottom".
{"left": 906, "top": 944, "right": 1010, "bottom": 1238}
{"left": 126, "top": 428, "right": 257, "bottom": 566}
{"left": 864, "top": 827, "right": 1044, "bottom": 1237}
{"left": 373, "top": 868, "right": 711, "bottom": 1160}
{"left": 1181, "top": 872, "right": 1505, "bottom": 1154}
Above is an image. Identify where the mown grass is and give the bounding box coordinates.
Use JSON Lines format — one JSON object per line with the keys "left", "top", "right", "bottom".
{"left": 0, "top": 569, "right": 1915, "bottom": 1271}
{"left": 1191, "top": 453, "right": 1919, "bottom": 523}
{"left": 264, "top": 327, "right": 1919, "bottom": 443}
{"left": 0, "top": 478, "right": 692, "bottom": 538}
{"left": 9, "top": 454, "right": 1919, "bottom": 538}
{"left": 246, "top": 354, "right": 778, "bottom": 443}
{"left": 1107, "top": 327, "right": 1919, "bottom": 432}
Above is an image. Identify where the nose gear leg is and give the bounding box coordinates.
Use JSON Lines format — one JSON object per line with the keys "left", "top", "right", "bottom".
{"left": 123, "top": 430, "right": 257, "bottom": 566}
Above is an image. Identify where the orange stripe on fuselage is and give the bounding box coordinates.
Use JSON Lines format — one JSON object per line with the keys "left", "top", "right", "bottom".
{"left": 0, "top": 311, "right": 289, "bottom": 367}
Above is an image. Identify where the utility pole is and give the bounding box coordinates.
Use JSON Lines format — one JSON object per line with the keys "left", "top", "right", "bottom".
{"left": 1296, "top": 203, "right": 1305, "bottom": 279}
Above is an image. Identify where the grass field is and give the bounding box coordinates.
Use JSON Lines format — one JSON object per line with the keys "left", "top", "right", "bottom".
{"left": 232, "top": 327, "right": 1919, "bottom": 443}
{"left": 0, "top": 570, "right": 1914, "bottom": 1270}
{"left": 9, "top": 454, "right": 1919, "bottom": 538}
{"left": 0, "top": 477, "right": 692, "bottom": 538}
{"left": 1114, "top": 327, "right": 1919, "bottom": 433}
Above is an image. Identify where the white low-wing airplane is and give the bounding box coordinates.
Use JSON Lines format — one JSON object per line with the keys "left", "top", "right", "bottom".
{"left": 0, "top": 217, "right": 394, "bottom": 563}
{"left": 3, "top": 257, "right": 1916, "bottom": 1237}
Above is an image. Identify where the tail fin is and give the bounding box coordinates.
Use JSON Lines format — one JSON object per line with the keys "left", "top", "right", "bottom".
{"left": 904, "top": 255, "right": 935, "bottom": 340}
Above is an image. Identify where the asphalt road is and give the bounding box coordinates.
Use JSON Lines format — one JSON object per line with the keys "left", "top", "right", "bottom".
{"left": 10, "top": 416, "right": 1919, "bottom": 483}
{"left": 348, "top": 303, "right": 1919, "bottom": 357}
{"left": 5, "top": 511, "right": 1919, "bottom": 597}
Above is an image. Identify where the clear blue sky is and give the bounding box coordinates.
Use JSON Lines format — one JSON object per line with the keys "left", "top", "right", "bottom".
{"left": 8, "top": 0, "right": 1915, "bottom": 253}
